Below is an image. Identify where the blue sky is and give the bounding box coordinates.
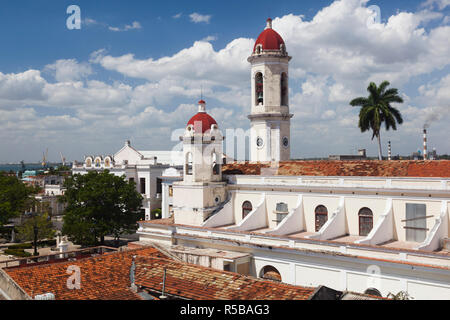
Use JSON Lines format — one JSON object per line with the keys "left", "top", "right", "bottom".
{"left": 0, "top": 0, "right": 449, "bottom": 162}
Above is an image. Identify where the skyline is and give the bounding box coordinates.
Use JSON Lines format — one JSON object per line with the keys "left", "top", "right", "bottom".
{"left": 0, "top": 0, "right": 449, "bottom": 162}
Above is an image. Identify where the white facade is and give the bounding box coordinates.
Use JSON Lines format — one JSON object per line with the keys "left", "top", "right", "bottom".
{"left": 248, "top": 19, "right": 292, "bottom": 162}
{"left": 136, "top": 19, "right": 450, "bottom": 299}
{"left": 72, "top": 140, "right": 183, "bottom": 220}
{"left": 138, "top": 174, "right": 450, "bottom": 299}
{"left": 173, "top": 101, "right": 228, "bottom": 226}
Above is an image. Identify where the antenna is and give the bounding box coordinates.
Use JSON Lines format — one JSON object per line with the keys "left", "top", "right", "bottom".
{"left": 201, "top": 85, "right": 203, "bottom": 101}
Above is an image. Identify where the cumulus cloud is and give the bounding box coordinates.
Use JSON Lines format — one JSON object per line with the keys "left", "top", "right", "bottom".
{"left": 109, "top": 21, "right": 142, "bottom": 32}
{"left": 0, "top": 70, "right": 47, "bottom": 102}
{"left": 1, "top": 0, "right": 450, "bottom": 161}
{"left": 45, "top": 59, "right": 92, "bottom": 82}
{"left": 421, "top": 0, "right": 450, "bottom": 10}
{"left": 189, "top": 13, "right": 212, "bottom": 24}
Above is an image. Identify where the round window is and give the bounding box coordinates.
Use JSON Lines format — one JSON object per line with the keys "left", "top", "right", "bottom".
{"left": 282, "top": 136, "right": 289, "bottom": 148}
{"left": 256, "top": 137, "right": 264, "bottom": 148}
{"left": 214, "top": 196, "right": 221, "bottom": 204}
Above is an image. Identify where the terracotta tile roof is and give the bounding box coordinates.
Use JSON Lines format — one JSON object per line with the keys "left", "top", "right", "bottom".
{"left": 222, "top": 160, "right": 450, "bottom": 177}
{"left": 5, "top": 246, "right": 315, "bottom": 300}
{"left": 134, "top": 256, "right": 315, "bottom": 300}
{"left": 4, "top": 248, "right": 164, "bottom": 300}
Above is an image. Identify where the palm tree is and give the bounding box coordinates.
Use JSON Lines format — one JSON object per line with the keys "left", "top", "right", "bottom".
{"left": 350, "top": 81, "right": 404, "bottom": 160}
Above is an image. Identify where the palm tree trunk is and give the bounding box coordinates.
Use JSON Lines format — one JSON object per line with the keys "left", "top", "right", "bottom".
{"left": 377, "top": 132, "right": 383, "bottom": 160}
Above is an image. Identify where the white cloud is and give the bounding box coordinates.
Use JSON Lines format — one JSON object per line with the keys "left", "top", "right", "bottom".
{"left": 189, "top": 13, "right": 212, "bottom": 24}
{"left": 201, "top": 35, "right": 218, "bottom": 42}
{"left": 108, "top": 21, "right": 142, "bottom": 32}
{"left": 173, "top": 13, "right": 182, "bottom": 19}
{"left": 421, "top": 0, "right": 450, "bottom": 10}
{"left": 0, "top": 70, "right": 47, "bottom": 102}
{"left": 1, "top": 0, "right": 450, "bottom": 161}
{"left": 45, "top": 59, "right": 92, "bottom": 82}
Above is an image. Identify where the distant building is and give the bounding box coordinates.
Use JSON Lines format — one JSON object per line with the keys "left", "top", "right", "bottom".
{"left": 329, "top": 149, "right": 367, "bottom": 160}
{"left": 72, "top": 140, "right": 184, "bottom": 220}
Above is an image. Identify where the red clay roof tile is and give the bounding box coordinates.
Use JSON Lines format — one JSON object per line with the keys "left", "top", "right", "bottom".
{"left": 222, "top": 160, "right": 450, "bottom": 178}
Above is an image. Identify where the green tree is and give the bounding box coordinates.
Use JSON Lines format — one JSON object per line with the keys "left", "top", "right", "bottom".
{"left": 62, "top": 170, "right": 143, "bottom": 246}
{"left": 0, "top": 174, "right": 36, "bottom": 226}
{"left": 350, "top": 81, "right": 404, "bottom": 160}
{"left": 17, "top": 201, "right": 56, "bottom": 256}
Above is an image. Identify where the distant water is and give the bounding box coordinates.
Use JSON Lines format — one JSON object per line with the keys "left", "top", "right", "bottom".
{"left": 0, "top": 163, "right": 64, "bottom": 172}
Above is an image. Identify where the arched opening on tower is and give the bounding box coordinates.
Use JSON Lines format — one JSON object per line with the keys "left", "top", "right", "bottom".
{"left": 255, "top": 72, "right": 264, "bottom": 106}
{"left": 281, "top": 72, "right": 288, "bottom": 106}
{"left": 185, "top": 152, "right": 193, "bottom": 175}
{"left": 212, "top": 152, "right": 220, "bottom": 175}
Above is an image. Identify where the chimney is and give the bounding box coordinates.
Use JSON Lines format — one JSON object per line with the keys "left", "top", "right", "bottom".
{"left": 388, "top": 141, "right": 391, "bottom": 161}
{"left": 130, "top": 255, "right": 137, "bottom": 293}
{"left": 159, "top": 268, "right": 168, "bottom": 300}
{"left": 423, "top": 129, "right": 427, "bottom": 160}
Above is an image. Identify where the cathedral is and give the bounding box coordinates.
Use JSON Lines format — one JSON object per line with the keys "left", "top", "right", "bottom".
{"left": 79, "top": 19, "right": 450, "bottom": 299}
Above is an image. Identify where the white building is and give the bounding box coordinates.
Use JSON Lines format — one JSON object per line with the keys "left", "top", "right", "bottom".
{"left": 136, "top": 19, "right": 450, "bottom": 300}
{"left": 72, "top": 140, "right": 183, "bottom": 220}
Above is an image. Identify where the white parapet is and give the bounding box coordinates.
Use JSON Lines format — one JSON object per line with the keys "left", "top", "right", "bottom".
{"left": 355, "top": 198, "right": 393, "bottom": 246}
{"left": 269, "top": 195, "right": 304, "bottom": 236}
{"left": 227, "top": 194, "right": 267, "bottom": 232}
{"left": 307, "top": 197, "right": 346, "bottom": 240}
{"left": 202, "top": 197, "right": 234, "bottom": 228}
{"left": 416, "top": 201, "right": 449, "bottom": 252}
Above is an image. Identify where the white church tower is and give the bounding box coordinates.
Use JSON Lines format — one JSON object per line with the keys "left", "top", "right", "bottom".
{"left": 172, "top": 100, "right": 227, "bottom": 226}
{"left": 248, "top": 18, "right": 292, "bottom": 162}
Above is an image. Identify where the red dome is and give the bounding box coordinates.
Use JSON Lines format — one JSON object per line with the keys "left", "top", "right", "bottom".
{"left": 187, "top": 112, "right": 217, "bottom": 134}
{"left": 253, "top": 19, "right": 285, "bottom": 53}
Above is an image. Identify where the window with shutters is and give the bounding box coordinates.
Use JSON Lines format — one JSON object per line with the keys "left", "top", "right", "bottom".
{"left": 274, "top": 202, "right": 289, "bottom": 225}
{"left": 315, "top": 205, "right": 328, "bottom": 232}
{"left": 404, "top": 203, "right": 427, "bottom": 242}
{"left": 358, "top": 207, "right": 373, "bottom": 236}
{"left": 242, "top": 201, "right": 253, "bottom": 219}
{"left": 140, "top": 178, "right": 146, "bottom": 194}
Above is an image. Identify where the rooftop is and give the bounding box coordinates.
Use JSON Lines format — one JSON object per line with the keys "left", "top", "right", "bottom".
{"left": 135, "top": 256, "right": 315, "bottom": 300}
{"left": 3, "top": 246, "right": 316, "bottom": 300}
{"left": 4, "top": 247, "right": 164, "bottom": 300}
{"left": 222, "top": 160, "right": 450, "bottom": 178}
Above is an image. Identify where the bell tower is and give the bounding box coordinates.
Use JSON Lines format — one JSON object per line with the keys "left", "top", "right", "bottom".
{"left": 248, "top": 18, "right": 292, "bottom": 162}
{"left": 172, "top": 100, "right": 227, "bottom": 226}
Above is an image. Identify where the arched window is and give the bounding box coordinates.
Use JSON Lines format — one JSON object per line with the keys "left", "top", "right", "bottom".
{"left": 85, "top": 158, "right": 92, "bottom": 167}
{"left": 242, "top": 201, "right": 253, "bottom": 219}
{"left": 281, "top": 72, "right": 288, "bottom": 106}
{"left": 359, "top": 207, "right": 373, "bottom": 236}
{"left": 364, "top": 288, "right": 382, "bottom": 297}
{"left": 185, "top": 152, "right": 193, "bottom": 175}
{"left": 260, "top": 265, "right": 282, "bottom": 282}
{"left": 255, "top": 44, "right": 262, "bottom": 54}
{"left": 315, "top": 205, "right": 328, "bottom": 232}
{"left": 95, "top": 158, "right": 101, "bottom": 168}
{"left": 212, "top": 152, "right": 220, "bottom": 175}
{"left": 255, "top": 72, "right": 263, "bottom": 105}
{"left": 104, "top": 157, "right": 110, "bottom": 168}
